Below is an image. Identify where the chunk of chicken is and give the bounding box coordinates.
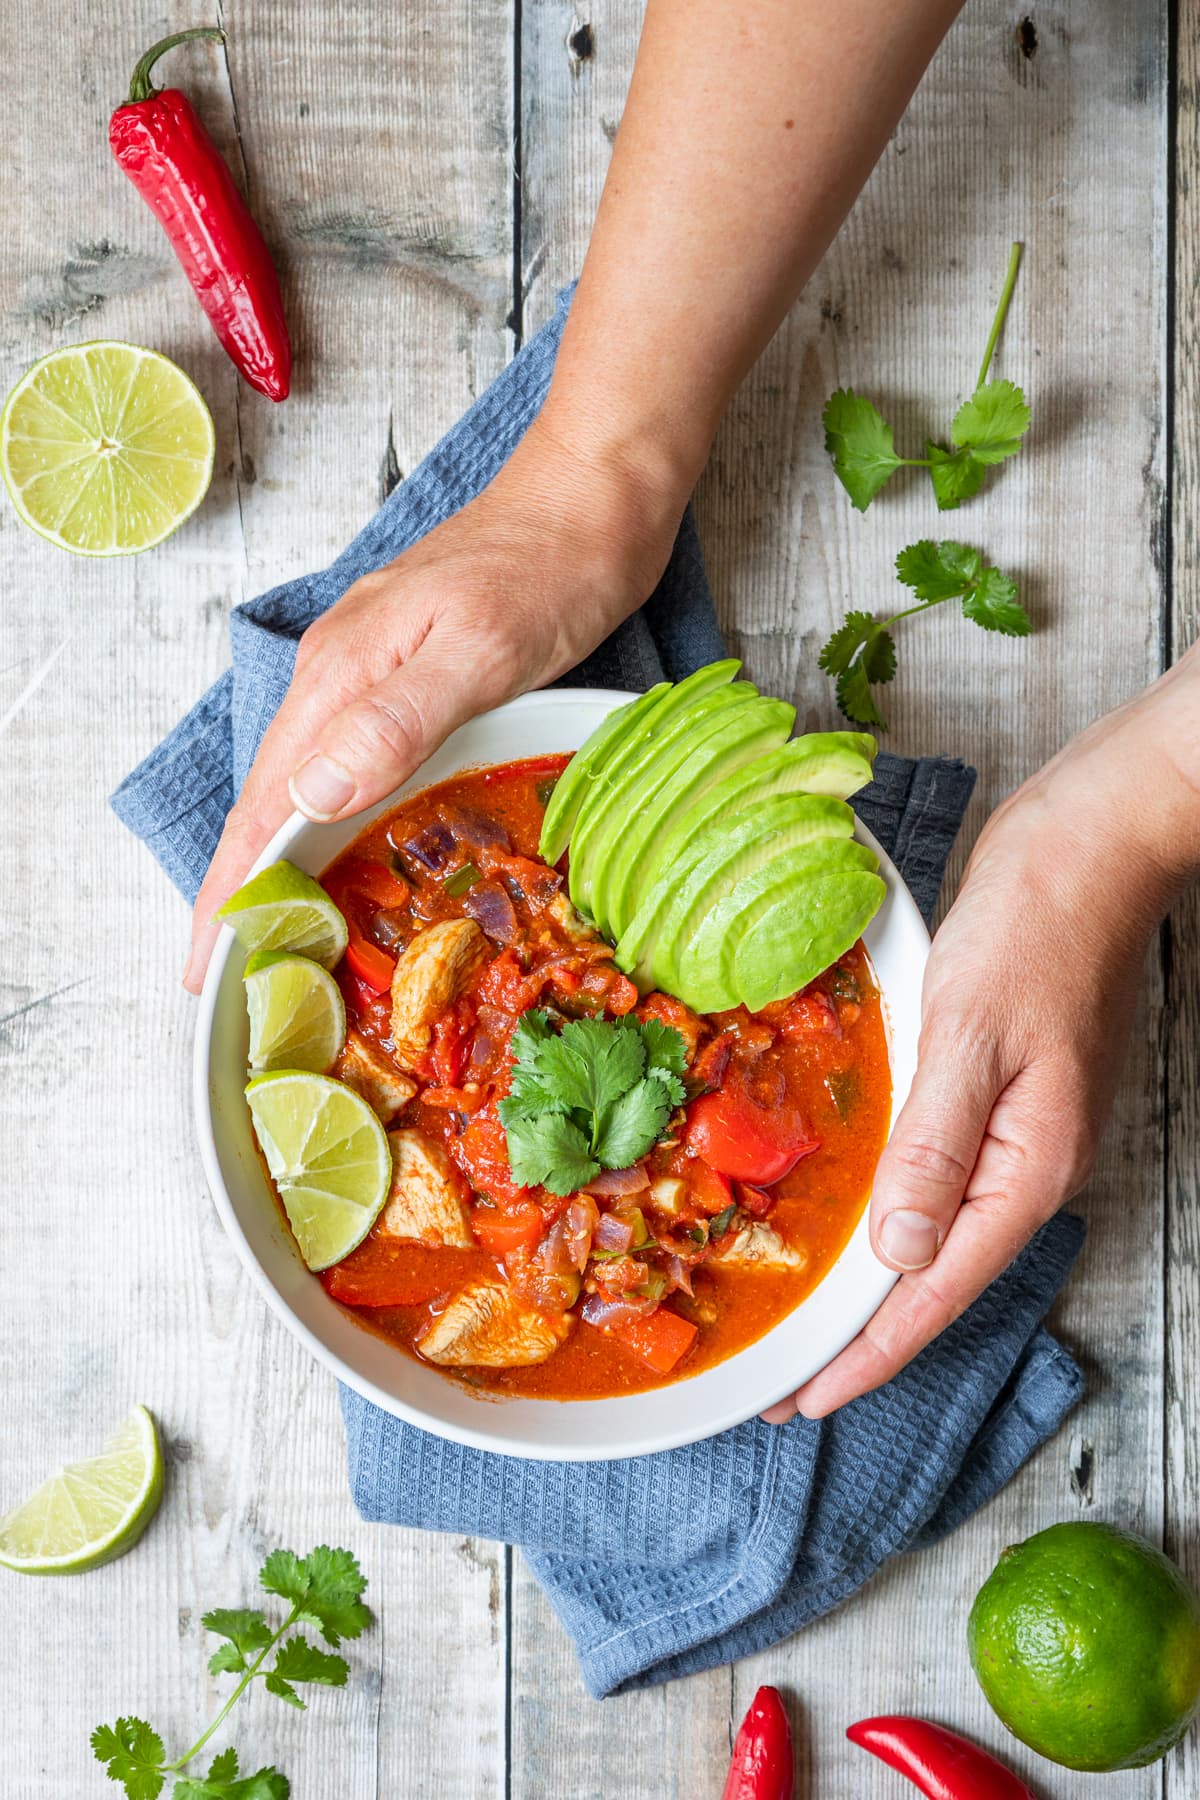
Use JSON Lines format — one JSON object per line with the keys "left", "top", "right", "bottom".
{"left": 378, "top": 1128, "right": 473, "bottom": 1249}
{"left": 417, "top": 1281, "right": 573, "bottom": 1368}
{"left": 333, "top": 1029, "right": 417, "bottom": 1123}
{"left": 545, "top": 890, "right": 600, "bottom": 942}
{"left": 389, "top": 919, "right": 487, "bottom": 1072}
{"left": 718, "top": 1223, "right": 807, "bottom": 1271}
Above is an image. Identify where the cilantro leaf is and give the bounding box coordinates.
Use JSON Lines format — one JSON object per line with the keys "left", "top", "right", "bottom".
{"left": 636, "top": 1020, "right": 687, "bottom": 1107}
{"left": 262, "top": 1672, "right": 303, "bottom": 1709}
{"left": 500, "top": 1109, "right": 599, "bottom": 1195}
{"left": 818, "top": 611, "right": 876, "bottom": 678}
{"left": 501, "top": 1011, "right": 568, "bottom": 1118}
{"left": 91, "top": 1717, "right": 166, "bottom": 1800}
{"left": 202, "top": 1609, "right": 273, "bottom": 1676}
{"left": 595, "top": 1078, "right": 674, "bottom": 1170}
{"left": 822, "top": 389, "right": 903, "bottom": 511}
{"left": 260, "top": 1546, "right": 371, "bottom": 1647}
{"left": 951, "top": 378, "right": 1030, "bottom": 463}
{"left": 961, "top": 565, "right": 1030, "bottom": 635}
{"left": 271, "top": 1635, "right": 349, "bottom": 1695}
{"left": 895, "top": 539, "right": 980, "bottom": 601}
{"left": 538, "top": 1016, "right": 646, "bottom": 1125}
{"left": 924, "top": 440, "right": 986, "bottom": 511}
{"left": 835, "top": 637, "right": 895, "bottom": 729}
{"left": 173, "top": 1749, "right": 290, "bottom": 1799}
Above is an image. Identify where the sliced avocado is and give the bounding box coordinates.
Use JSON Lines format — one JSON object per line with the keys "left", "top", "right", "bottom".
{"left": 593, "top": 695, "right": 795, "bottom": 942}
{"left": 677, "top": 839, "right": 881, "bottom": 1012}
{"left": 733, "top": 872, "right": 886, "bottom": 1011}
{"left": 569, "top": 677, "right": 755, "bottom": 918}
{"left": 637, "top": 732, "right": 877, "bottom": 901}
{"left": 620, "top": 793, "right": 856, "bottom": 992}
{"left": 539, "top": 682, "right": 670, "bottom": 864}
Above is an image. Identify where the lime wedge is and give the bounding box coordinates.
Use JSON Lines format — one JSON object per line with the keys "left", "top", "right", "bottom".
{"left": 0, "top": 1404, "right": 163, "bottom": 1575}
{"left": 0, "top": 341, "right": 214, "bottom": 555}
{"left": 245, "top": 950, "right": 347, "bottom": 1074}
{"left": 216, "top": 860, "right": 349, "bottom": 969}
{"left": 247, "top": 1070, "right": 392, "bottom": 1269}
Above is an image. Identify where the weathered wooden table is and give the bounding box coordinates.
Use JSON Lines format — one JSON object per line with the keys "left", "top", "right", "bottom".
{"left": 2, "top": 2, "right": 1196, "bottom": 1793}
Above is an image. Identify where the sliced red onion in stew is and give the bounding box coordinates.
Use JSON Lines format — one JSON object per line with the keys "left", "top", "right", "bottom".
{"left": 583, "top": 1165, "right": 651, "bottom": 1198}
{"left": 462, "top": 879, "right": 521, "bottom": 944}
{"left": 393, "top": 818, "right": 455, "bottom": 872}
{"left": 593, "top": 1213, "right": 636, "bottom": 1252}
{"left": 438, "top": 802, "right": 511, "bottom": 852}
{"left": 581, "top": 1292, "right": 659, "bottom": 1328}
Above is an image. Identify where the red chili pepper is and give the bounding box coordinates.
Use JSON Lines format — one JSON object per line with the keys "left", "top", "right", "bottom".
{"left": 109, "top": 28, "right": 291, "bottom": 401}
{"left": 846, "top": 1717, "right": 1038, "bottom": 1799}
{"left": 721, "top": 1686, "right": 793, "bottom": 1800}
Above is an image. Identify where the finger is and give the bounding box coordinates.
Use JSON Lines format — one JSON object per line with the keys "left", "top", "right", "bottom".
{"left": 184, "top": 657, "right": 351, "bottom": 992}
{"left": 784, "top": 1100, "right": 1069, "bottom": 1420}
{"left": 867, "top": 1016, "right": 1001, "bottom": 1274}
{"left": 288, "top": 632, "right": 514, "bottom": 824}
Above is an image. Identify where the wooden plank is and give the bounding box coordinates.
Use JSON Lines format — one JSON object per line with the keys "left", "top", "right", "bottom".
{"left": 516, "top": 0, "right": 1169, "bottom": 1794}
{"left": 0, "top": 2, "right": 512, "bottom": 1795}
{"left": 1166, "top": 4, "right": 1200, "bottom": 1800}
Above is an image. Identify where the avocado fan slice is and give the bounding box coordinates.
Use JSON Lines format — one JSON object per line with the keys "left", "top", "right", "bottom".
{"left": 593, "top": 694, "right": 796, "bottom": 942}
{"left": 619, "top": 792, "right": 857, "bottom": 994}
{"left": 732, "top": 872, "right": 887, "bottom": 1011}
{"left": 538, "top": 682, "right": 669, "bottom": 865}
{"left": 677, "top": 837, "right": 881, "bottom": 1012}
{"left": 635, "top": 731, "right": 877, "bottom": 904}
{"left": 569, "top": 674, "right": 753, "bottom": 917}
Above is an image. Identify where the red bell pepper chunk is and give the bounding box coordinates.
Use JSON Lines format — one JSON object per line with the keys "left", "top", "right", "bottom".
{"left": 471, "top": 1203, "right": 546, "bottom": 1259}
{"left": 846, "top": 1717, "right": 1038, "bottom": 1799}
{"left": 686, "top": 1083, "right": 819, "bottom": 1186}
{"left": 609, "top": 1308, "right": 699, "bottom": 1376}
{"left": 721, "top": 1685, "right": 794, "bottom": 1800}
{"left": 321, "top": 857, "right": 411, "bottom": 995}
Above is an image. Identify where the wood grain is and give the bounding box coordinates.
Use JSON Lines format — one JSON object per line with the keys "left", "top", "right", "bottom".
{"left": 0, "top": 0, "right": 1183, "bottom": 1795}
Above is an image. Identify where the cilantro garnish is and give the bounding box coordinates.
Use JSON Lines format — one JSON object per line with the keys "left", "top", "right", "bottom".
{"left": 91, "top": 1547, "right": 371, "bottom": 1798}
{"left": 822, "top": 243, "right": 1029, "bottom": 513}
{"left": 819, "top": 541, "right": 1028, "bottom": 728}
{"left": 497, "top": 1010, "right": 687, "bottom": 1196}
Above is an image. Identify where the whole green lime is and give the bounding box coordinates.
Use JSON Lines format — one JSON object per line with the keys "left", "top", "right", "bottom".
{"left": 968, "top": 1521, "right": 1200, "bottom": 1771}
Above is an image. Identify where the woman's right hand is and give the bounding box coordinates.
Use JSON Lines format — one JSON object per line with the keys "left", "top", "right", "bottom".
{"left": 184, "top": 413, "right": 686, "bottom": 993}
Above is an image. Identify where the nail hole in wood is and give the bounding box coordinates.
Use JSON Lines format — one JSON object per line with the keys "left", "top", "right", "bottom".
{"left": 1016, "top": 16, "right": 1038, "bottom": 59}
{"left": 569, "top": 23, "right": 594, "bottom": 62}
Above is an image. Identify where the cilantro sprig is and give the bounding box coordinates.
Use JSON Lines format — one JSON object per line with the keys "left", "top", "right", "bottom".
{"left": 91, "top": 1546, "right": 371, "bottom": 1799}
{"left": 498, "top": 1011, "right": 687, "bottom": 1196}
{"left": 819, "top": 540, "right": 1029, "bottom": 727}
{"left": 823, "top": 242, "right": 1029, "bottom": 512}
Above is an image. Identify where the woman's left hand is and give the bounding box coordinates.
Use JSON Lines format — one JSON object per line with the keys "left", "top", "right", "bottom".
{"left": 764, "top": 666, "right": 1200, "bottom": 1422}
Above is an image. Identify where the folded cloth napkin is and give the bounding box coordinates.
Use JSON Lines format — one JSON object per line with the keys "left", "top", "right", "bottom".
{"left": 113, "top": 288, "right": 1085, "bottom": 1697}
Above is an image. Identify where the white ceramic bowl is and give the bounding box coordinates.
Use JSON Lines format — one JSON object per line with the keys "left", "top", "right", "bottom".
{"left": 195, "top": 689, "right": 929, "bottom": 1459}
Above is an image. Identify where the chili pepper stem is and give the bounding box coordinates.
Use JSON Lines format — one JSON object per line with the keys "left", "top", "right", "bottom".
{"left": 126, "top": 26, "right": 226, "bottom": 104}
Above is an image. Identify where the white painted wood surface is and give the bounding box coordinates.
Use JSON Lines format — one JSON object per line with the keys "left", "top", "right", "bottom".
{"left": 0, "top": 1, "right": 1187, "bottom": 1795}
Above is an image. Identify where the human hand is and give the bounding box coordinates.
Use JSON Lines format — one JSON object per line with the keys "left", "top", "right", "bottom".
{"left": 765, "top": 668, "right": 1200, "bottom": 1421}
{"left": 184, "top": 415, "right": 685, "bottom": 992}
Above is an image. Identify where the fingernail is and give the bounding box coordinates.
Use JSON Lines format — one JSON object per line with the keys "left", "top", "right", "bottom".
{"left": 182, "top": 947, "right": 195, "bottom": 989}
{"left": 289, "top": 756, "right": 356, "bottom": 820}
{"left": 878, "top": 1208, "right": 941, "bottom": 1270}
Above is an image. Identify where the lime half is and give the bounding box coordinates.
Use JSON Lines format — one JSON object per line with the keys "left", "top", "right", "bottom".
{"left": 247, "top": 1070, "right": 392, "bottom": 1269}
{"left": 216, "top": 861, "right": 349, "bottom": 969}
{"left": 0, "top": 341, "right": 214, "bottom": 555}
{"left": 0, "top": 1405, "right": 163, "bottom": 1575}
{"left": 245, "top": 950, "right": 346, "bottom": 1074}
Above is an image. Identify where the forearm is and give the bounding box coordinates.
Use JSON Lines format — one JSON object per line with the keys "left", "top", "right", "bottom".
{"left": 537, "top": 0, "right": 966, "bottom": 506}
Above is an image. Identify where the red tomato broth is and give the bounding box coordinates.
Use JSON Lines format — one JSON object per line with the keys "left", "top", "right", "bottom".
{"left": 303, "top": 755, "right": 891, "bottom": 1399}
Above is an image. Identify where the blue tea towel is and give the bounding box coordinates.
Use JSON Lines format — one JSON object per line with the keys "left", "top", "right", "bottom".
{"left": 113, "top": 288, "right": 1085, "bottom": 1697}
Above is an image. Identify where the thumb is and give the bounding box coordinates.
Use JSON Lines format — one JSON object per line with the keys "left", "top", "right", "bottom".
{"left": 869, "top": 1021, "right": 1000, "bottom": 1272}
{"left": 288, "top": 641, "right": 495, "bottom": 822}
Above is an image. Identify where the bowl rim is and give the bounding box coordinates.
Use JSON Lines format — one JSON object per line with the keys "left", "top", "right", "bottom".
{"left": 193, "top": 687, "right": 928, "bottom": 1459}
